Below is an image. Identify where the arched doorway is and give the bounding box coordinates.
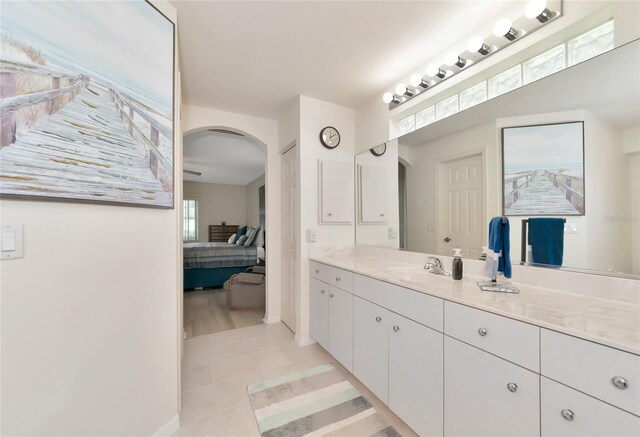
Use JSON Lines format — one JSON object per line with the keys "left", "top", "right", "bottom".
{"left": 181, "top": 126, "right": 270, "bottom": 337}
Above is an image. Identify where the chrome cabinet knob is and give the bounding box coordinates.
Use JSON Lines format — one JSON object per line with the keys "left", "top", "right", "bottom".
{"left": 320, "top": 289, "right": 325, "bottom": 294}
{"left": 507, "top": 382, "right": 518, "bottom": 393}
{"left": 375, "top": 316, "right": 382, "bottom": 322}
{"left": 561, "top": 409, "right": 574, "bottom": 421}
{"left": 315, "top": 269, "right": 320, "bottom": 274}
{"left": 478, "top": 327, "right": 488, "bottom": 336}
{"left": 612, "top": 376, "right": 628, "bottom": 390}
{"left": 329, "top": 293, "right": 334, "bottom": 298}
{"left": 393, "top": 326, "right": 400, "bottom": 332}
{"left": 327, "top": 212, "right": 333, "bottom": 217}
{"left": 336, "top": 277, "right": 341, "bottom": 282}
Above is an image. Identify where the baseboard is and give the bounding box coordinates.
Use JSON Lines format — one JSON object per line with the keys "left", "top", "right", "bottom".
{"left": 295, "top": 335, "right": 316, "bottom": 347}
{"left": 264, "top": 314, "right": 281, "bottom": 324}
{"left": 153, "top": 415, "right": 180, "bottom": 436}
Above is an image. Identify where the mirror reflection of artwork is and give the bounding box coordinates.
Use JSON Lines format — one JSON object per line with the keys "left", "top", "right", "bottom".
{"left": 502, "top": 122, "right": 585, "bottom": 216}
{"left": 0, "top": 1, "right": 174, "bottom": 208}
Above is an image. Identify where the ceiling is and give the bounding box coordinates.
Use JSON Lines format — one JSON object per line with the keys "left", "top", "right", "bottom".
{"left": 183, "top": 130, "right": 266, "bottom": 185}
{"left": 172, "top": 0, "right": 520, "bottom": 118}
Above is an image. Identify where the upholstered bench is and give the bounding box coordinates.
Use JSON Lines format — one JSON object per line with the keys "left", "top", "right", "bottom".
{"left": 224, "top": 272, "right": 265, "bottom": 310}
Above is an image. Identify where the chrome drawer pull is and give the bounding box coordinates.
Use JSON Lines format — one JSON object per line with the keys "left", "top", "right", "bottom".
{"left": 375, "top": 316, "right": 382, "bottom": 322}
{"left": 561, "top": 409, "right": 574, "bottom": 421}
{"left": 478, "top": 327, "right": 488, "bottom": 337}
{"left": 393, "top": 326, "right": 400, "bottom": 332}
{"left": 320, "top": 289, "right": 325, "bottom": 294}
{"left": 612, "top": 376, "right": 628, "bottom": 390}
{"left": 507, "top": 382, "right": 518, "bottom": 393}
{"left": 329, "top": 293, "right": 334, "bottom": 298}
{"left": 336, "top": 277, "right": 341, "bottom": 282}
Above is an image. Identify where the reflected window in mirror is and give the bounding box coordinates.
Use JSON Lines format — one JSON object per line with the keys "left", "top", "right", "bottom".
{"left": 399, "top": 114, "right": 415, "bottom": 136}
{"left": 415, "top": 106, "right": 435, "bottom": 129}
{"left": 436, "top": 95, "right": 459, "bottom": 121}
{"left": 488, "top": 64, "right": 522, "bottom": 99}
{"left": 460, "top": 82, "right": 487, "bottom": 111}
{"left": 523, "top": 44, "right": 566, "bottom": 84}
{"left": 568, "top": 20, "right": 614, "bottom": 66}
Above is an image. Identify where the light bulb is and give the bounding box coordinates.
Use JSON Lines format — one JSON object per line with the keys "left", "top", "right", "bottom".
{"left": 467, "top": 36, "right": 491, "bottom": 55}
{"left": 445, "top": 52, "right": 466, "bottom": 68}
{"left": 426, "top": 63, "right": 446, "bottom": 78}
{"left": 382, "top": 92, "right": 394, "bottom": 104}
{"left": 395, "top": 84, "right": 407, "bottom": 96}
{"left": 409, "top": 74, "right": 422, "bottom": 88}
{"left": 493, "top": 18, "right": 518, "bottom": 40}
{"left": 525, "top": 0, "right": 554, "bottom": 22}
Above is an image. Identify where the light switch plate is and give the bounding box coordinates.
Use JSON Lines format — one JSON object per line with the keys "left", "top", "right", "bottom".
{"left": 388, "top": 227, "right": 397, "bottom": 239}
{"left": 1, "top": 224, "right": 24, "bottom": 260}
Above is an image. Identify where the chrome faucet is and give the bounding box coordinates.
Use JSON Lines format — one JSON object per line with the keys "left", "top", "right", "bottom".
{"left": 424, "top": 256, "right": 451, "bottom": 276}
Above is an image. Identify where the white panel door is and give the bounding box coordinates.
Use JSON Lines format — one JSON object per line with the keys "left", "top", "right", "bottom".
{"left": 353, "top": 296, "right": 389, "bottom": 404}
{"left": 541, "top": 377, "right": 640, "bottom": 437}
{"left": 328, "top": 286, "right": 353, "bottom": 372}
{"left": 320, "top": 160, "right": 354, "bottom": 223}
{"left": 389, "top": 312, "right": 443, "bottom": 437}
{"left": 438, "top": 153, "right": 484, "bottom": 257}
{"left": 444, "top": 336, "right": 540, "bottom": 437}
{"left": 359, "top": 164, "right": 387, "bottom": 223}
{"left": 281, "top": 146, "right": 298, "bottom": 331}
{"left": 309, "top": 277, "right": 328, "bottom": 350}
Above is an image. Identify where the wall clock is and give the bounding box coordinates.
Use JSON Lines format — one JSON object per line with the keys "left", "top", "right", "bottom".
{"left": 370, "top": 143, "right": 387, "bottom": 156}
{"left": 319, "top": 126, "right": 340, "bottom": 149}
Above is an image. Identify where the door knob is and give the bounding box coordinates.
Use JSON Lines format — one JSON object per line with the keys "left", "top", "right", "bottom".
{"left": 561, "top": 409, "right": 574, "bottom": 421}
{"left": 444, "top": 237, "right": 452, "bottom": 242}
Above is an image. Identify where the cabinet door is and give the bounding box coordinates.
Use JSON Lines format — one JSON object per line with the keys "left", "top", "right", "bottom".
{"left": 309, "top": 277, "right": 329, "bottom": 350}
{"left": 328, "top": 286, "right": 353, "bottom": 372}
{"left": 389, "top": 312, "right": 443, "bottom": 437}
{"left": 320, "top": 160, "right": 353, "bottom": 223}
{"left": 359, "top": 164, "right": 387, "bottom": 223}
{"left": 353, "top": 296, "right": 389, "bottom": 404}
{"left": 541, "top": 377, "right": 640, "bottom": 437}
{"left": 444, "top": 336, "right": 539, "bottom": 437}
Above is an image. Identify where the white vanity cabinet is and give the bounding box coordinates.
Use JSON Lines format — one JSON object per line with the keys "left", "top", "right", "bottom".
{"left": 309, "top": 263, "right": 354, "bottom": 371}
{"left": 444, "top": 336, "right": 540, "bottom": 437}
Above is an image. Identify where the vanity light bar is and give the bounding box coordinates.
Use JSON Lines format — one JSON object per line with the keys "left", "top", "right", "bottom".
{"left": 383, "top": 0, "right": 562, "bottom": 108}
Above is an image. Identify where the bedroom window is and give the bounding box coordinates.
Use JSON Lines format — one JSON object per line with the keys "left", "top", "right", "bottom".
{"left": 183, "top": 199, "right": 198, "bottom": 241}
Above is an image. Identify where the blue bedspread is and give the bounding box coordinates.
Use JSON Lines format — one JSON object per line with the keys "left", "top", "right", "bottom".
{"left": 183, "top": 242, "right": 258, "bottom": 269}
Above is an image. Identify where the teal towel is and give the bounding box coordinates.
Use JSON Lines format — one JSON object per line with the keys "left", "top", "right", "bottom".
{"left": 486, "top": 217, "right": 511, "bottom": 279}
{"left": 528, "top": 218, "right": 564, "bottom": 266}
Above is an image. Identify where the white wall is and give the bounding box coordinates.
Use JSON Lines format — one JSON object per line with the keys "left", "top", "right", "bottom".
{"left": 246, "top": 174, "right": 266, "bottom": 229}
{"left": 296, "top": 96, "right": 356, "bottom": 343}
{"left": 0, "top": 1, "right": 181, "bottom": 435}
{"left": 181, "top": 104, "right": 281, "bottom": 323}
{"left": 183, "top": 181, "right": 247, "bottom": 242}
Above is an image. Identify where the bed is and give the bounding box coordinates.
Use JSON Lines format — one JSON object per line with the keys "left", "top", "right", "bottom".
{"left": 183, "top": 242, "right": 260, "bottom": 289}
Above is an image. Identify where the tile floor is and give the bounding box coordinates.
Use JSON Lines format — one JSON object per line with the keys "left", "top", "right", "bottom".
{"left": 183, "top": 289, "right": 264, "bottom": 338}
{"left": 175, "top": 322, "right": 417, "bottom": 436}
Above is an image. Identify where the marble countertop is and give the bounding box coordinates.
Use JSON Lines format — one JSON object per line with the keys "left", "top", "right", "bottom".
{"left": 310, "top": 253, "right": 640, "bottom": 356}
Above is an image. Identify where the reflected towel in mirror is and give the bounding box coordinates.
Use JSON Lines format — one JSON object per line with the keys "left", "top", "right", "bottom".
{"left": 486, "top": 217, "right": 512, "bottom": 279}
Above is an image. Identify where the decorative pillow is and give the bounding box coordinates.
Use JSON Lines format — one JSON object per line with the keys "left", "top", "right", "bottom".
{"left": 236, "top": 235, "right": 248, "bottom": 246}
{"left": 227, "top": 234, "right": 236, "bottom": 244}
{"left": 254, "top": 228, "right": 265, "bottom": 247}
{"left": 233, "top": 226, "right": 247, "bottom": 244}
{"left": 244, "top": 227, "right": 259, "bottom": 247}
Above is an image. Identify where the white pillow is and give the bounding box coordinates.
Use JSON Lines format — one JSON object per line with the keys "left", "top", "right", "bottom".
{"left": 254, "top": 228, "right": 265, "bottom": 247}
{"left": 236, "top": 235, "right": 248, "bottom": 246}
{"left": 227, "top": 233, "right": 236, "bottom": 244}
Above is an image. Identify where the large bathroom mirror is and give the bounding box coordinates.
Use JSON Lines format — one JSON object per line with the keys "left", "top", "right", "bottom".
{"left": 355, "top": 39, "right": 640, "bottom": 278}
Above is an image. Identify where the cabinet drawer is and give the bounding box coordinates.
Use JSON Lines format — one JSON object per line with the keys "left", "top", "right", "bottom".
{"left": 354, "top": 274, "right": 443, "bottom": 332}
{"left": 541, "top": 377, "right": 640, "bottom": 437}
{"left": 444, "top": 301, "right": 539, "bottom": 372}
{"left": 541, "top": 329, "right": 640, "bottom": 416}
{"left": 310, "top": 262, "right": 353, "bottom": 293}
{"left": 310, "top": 261, "right": 330, "bottom": 283}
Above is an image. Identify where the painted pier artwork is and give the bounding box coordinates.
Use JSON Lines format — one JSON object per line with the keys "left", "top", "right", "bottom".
{"left": 503, "top": 122, "right": 585, "bottom": 216}
{"left": 0, "top": 1, "right": 174, "bottom": 208}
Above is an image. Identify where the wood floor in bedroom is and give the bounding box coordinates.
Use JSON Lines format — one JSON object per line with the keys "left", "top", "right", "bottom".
{"left": 183, "top": 289, "right": 264, "bottom": 338}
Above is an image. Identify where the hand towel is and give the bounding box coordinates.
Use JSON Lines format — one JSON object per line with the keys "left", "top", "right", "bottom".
{"left": 485, "top": 217, "right": 512, "bottom": 279}
{"left": 528, "top": 217, "right": 564, "bottom": 266}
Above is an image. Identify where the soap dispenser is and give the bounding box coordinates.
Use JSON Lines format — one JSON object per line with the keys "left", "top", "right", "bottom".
{"left": 452, "top": 248, "right": 463, "bottom": 280}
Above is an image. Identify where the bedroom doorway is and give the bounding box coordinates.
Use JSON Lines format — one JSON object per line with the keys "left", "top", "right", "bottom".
{"left": 182, "top": 128, "right": 267, "bottom": 338}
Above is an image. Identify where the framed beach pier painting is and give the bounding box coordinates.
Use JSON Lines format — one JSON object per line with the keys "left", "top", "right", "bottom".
{"left": 502, "top": 121, "right": 585, "bottom": 216}
{"left": 0, "top": 0, "right": 175, "bottom": 208}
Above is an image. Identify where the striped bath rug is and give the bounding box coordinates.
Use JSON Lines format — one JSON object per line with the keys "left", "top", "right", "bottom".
{"left": 247, "top": 363, "right": 401, "bottom": 437}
